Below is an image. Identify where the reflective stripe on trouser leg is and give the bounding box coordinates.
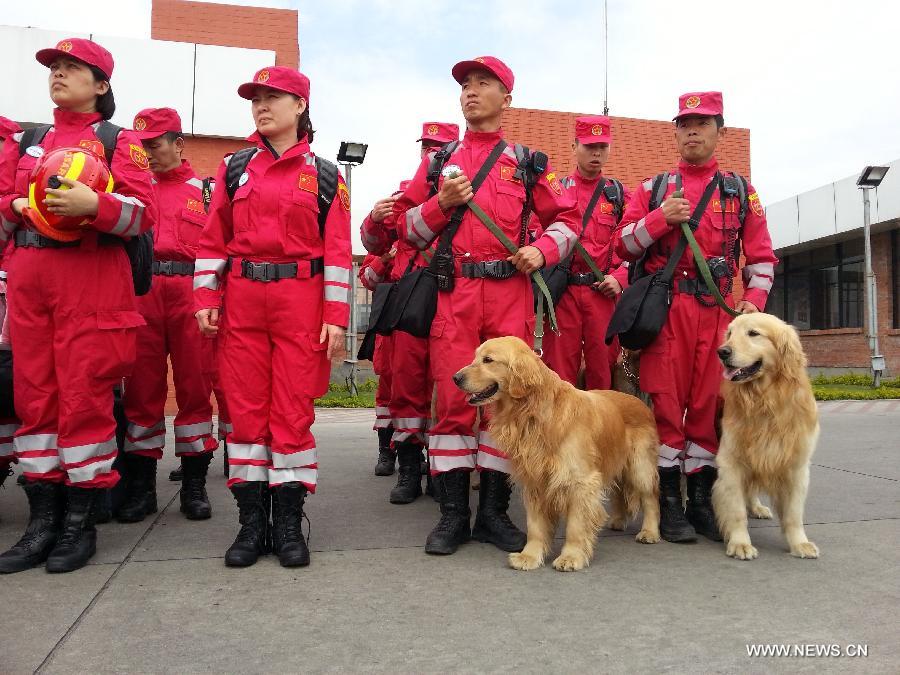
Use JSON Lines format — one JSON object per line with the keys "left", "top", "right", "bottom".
{"left": 269, "top": 445, "right": 317, "bottom": 488}
{"left": 683, "top": 441, "right": 716, "bottom": 473}
{"left": 227, "top": 441, "right": 270, "bottom": 483}
{"left": 475, "top": 428, "right": 510, "bottom": 474}
{"left": 14, "top": 433, "right": 62, "bottom": 479}
{"left": 390, "top": 417, "right": 427, "bottom": 445}
{"left": 428, "top": 434, "right": 476, "bottom": 473}
{"left": 59, "top": 436, "right": 118, "bottom": 485}
{"left": 124, "top": 420, "right": 166, "bottom": 454}
{"left": 173, "top": 420, "right": 215, "bottom": 456}
{"left": 0, "top": 422, "right": 20, "bottom": 460}
{"left": 374, "top": 406, "right": 392, "bottom": 430}
{"left": 657, "top": 443, "right": 683, "bottom": 469}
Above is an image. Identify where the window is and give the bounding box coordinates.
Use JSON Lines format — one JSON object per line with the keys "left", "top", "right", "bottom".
{"left": 771, "top": 240, "right": 864, "bottom": 330}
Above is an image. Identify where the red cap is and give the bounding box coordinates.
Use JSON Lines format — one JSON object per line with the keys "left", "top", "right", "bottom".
{"left": 451, "top": 56, "right": 514, "bottom": 93}
{"left": 132, "top": 108, "right": 183, "bottom": 140}
{"left": 575, "top": 115, "right": 611, "bottom": 144}
{"left": 36, "top": 38, "right": 114, "bottom": 79}
{"left": 238, "top": 66, "right": 310, "bottom": 102}
{"left": 417, "top": 122, "right": 460, "bottom": 145}
{"left": 674, "top": 91, "right": 723, "bottom": 120}
{"left": 0, "top": 116, "right": 21, "bottom": 140}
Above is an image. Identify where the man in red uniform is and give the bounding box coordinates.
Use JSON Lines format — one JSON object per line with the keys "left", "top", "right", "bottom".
{"left": 394, "top": 57, "right": 581, "bottom": 555}
{"left": 542, "top": 115, "right": 629, "bottom": 390}
{"left": 358, "top": 248, "right": 396, "bottom": 474}
{"left": 615, "top": 91, "right": 777, "bottom": 542}
{"left": 119, "top": 107, "right": 217, "bottom": 523}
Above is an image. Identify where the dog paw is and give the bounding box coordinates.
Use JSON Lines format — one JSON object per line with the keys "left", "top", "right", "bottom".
{"left": 607, "top": 518, "right": 626, "bottom": 531}
{"left": 635, "top": 528, "right": 660, "bottom": 544}
{"left": 790, "top": 541, "right": 819, "bottom": 559}
{"left": 551, "top": 552, "right": 589, "bottom": 572}
{"left": 749, "top": 504, "right": 773, "bottom": 519}
{"left": 508, "top": 551, "right": 543, "bottom": 571}
{"left": 726, "top": 541, "right": 758, "bottom": 560}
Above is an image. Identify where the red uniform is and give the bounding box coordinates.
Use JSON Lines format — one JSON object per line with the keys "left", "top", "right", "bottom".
{"left": 541, "top": 169, "right": 630, "bottom": 390}
{"left": 0, "top": 109, "right": 156, "bottom": 487}
{"left": 616, "top": 158, "right": 777, "bottom": 472}
{"left": 358, "top": 252, "right": 393, "bottom": 431}
{"left": 194, "top": 134, "right": 352, "bottom": 492}
{"left": 395, "top": 129, "right": 580, "bottom": 475}
{"left": 123, "top": 160, "right": 217, "bottom": 460}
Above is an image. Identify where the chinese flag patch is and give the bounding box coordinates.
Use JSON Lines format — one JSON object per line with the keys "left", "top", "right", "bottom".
{"left": 186, "top": 198, "right": 204, "bottom": 213}
{"left": 79, "top": 139, "right": 104, "bottom": 157}
{"left": 500, "top": 165, "right": 521, "bottom": 183}
{"left": 298, "top": 172, "right": 318, "bottom": 194}
{"left": 712, "top": 198, "right": 737, "bottom": 214}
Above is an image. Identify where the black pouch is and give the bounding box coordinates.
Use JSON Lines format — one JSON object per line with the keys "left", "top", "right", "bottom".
{"left": 382, "top": 266, "right": 438, "bottom": 338}
{"left": 604, "top": 270, "right": 674, "bottom": 350}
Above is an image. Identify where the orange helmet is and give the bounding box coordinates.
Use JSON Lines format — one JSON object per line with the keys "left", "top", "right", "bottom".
{"left": 22, "top": 146, "right": 114, "bottom": 242}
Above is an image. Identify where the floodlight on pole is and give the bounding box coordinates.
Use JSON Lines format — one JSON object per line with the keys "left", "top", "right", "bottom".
{"left": 337, "top": 141, "right": 368, "bottom": 396}
{"left": 857, "top": 165, "right": 890, "bottom": 387}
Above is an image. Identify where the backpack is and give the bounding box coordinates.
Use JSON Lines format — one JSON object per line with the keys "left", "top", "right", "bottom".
{"left": 629, "top": 170, "right": 749, "bottom": 284}
{"left": 224, "top": 147, "right": 338, "bottom": 235}
{"left": 18, "top": 121, "right": 154, "bottom": 296}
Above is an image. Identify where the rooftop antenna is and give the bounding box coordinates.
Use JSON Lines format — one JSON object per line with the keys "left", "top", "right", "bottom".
{"left": 603, "top": 0, "right": 610, "bottom": 115}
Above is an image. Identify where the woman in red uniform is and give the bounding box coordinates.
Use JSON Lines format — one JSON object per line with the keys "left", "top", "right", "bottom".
{"left": 194, "top": 67, "right": 351, "bottom": 568}
{"left": 0, "top": 38, "right": 155, "bottom": 574}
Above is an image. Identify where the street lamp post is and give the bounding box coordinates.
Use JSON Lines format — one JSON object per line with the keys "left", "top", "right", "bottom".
{"left": 856, "top": 165, "right": 890, "bottom": 387}
{"left": 337, "top": 141, "right": 368, "bottom": 395}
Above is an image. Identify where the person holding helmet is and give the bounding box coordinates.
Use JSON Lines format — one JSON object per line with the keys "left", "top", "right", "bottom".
{"left": 193, "top": 66, "right": 351, "bottom": 568}
{"left": 116, "top": 107, "right": 218, "bottom": 524}
{"left": 0, "top": 37, "right": 156, "bottom": 574}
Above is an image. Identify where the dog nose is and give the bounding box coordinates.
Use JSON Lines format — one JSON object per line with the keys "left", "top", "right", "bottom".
{"left": 452, "top": 372, "right": 464, "bottom": 386}
{"left": 717, "top": 346, "right": 732, "bottom": 361}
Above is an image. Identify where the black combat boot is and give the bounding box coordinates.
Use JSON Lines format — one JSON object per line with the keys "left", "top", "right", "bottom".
{"left": 46, "top": 486, "right": 100, "bottom": 573}
{"left": 116, "top": 453, "right": 158, "bottom": 523}
{"left": 374, "top": 427, "right": 396, "bottom": 476}
{"left": 222, "top": 441, "right": 229, "bottom": 477}
{"left": 390, "top": 442, "right": 424, "bottom": 504}
{"left": 0, "top": 462, "right": 11, "bottom": 490}
{"left": 472, "top": 469, "right": 526, "bottom": 552}
{"left": 658, "top": 466, "right": 697, "bottom": 543}
{"left": 685, "top": 466, "right": 723, "bottom": 541}
{"left": 168, "top": 464, "right": 183, "bottom": 482}
{"left": 93, "top": 489, "right": 112, "bottom": 524}
{"left": 0, "top": 481, "right": 64, "bottom": 573}
{"left": 224, "top": 482, "right": 271, "bottom": 567}
{"left": 180, "top": 453, "right": 213, "bottom": 520}
{"left": 271, "top": 482, "right": 310, "bottom": 567}
{"left": 425, "top": 470, "right": 471, "bottom": 555}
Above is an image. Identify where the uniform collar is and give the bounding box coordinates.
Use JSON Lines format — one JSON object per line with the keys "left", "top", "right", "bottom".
{"left": 678, "top": 155, "right": 719, "bottom": 177}
{"left": 248, "top": 131, "right": 311, "bottom": 160}
{"left": 52, "top": 107, "right": 102, "bottom": 130}
{"left": 156, "top": 159, "right": 196, "bottom": 183}
{"left": 462, "top": 128, "right": 505, "bottom": 146}
{"left": 574, "top": 167, "right": 605, "bottom": 184}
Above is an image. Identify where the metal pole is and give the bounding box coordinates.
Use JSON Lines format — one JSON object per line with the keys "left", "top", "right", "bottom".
{"left": 861, "top": 188, "right": 883, "bottom": 387}
{"left": 343, "top": 162, "right": 359, "bottom": 395}
{"left": 603, "top": 0, "right": 609, "bottom": 116}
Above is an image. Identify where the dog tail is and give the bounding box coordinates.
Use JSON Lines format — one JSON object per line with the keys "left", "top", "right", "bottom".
{"left": 623, "top": 426, "right": 661, "bottom": 517}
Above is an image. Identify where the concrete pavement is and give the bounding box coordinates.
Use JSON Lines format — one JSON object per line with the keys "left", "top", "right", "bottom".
{"left": 1, "top": 404, "right": 897, "bottom": 673}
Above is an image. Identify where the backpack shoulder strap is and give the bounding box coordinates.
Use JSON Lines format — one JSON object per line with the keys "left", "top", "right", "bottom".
{"left": 225, "top": 147, "right": 258, "bottom": 200}
{"left": 426, "top": 140, "right": 459, "bottom": 197}
{"left": 607, "top": 178, "right": 625, "bottom": 223}
{"left": 94, "top": 121, "right": 122, "bottom": 166}
{"left": 314, "top": 156, "right": 339, "bottom": 235}
{"left": 18, "top": 125, "right": 52, "bottom": 156}
{"left": 647, "top": 171, "right": 670, "bottom": 212}
{"left": 724, "top": 172, "right": 750, "bottom": 225}
{"left": 201, "top": 177, "right": 214, "bottom": 213}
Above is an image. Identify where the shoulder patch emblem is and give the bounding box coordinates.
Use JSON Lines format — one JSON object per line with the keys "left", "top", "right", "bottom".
{"left": 129, "top": 144, "right": 150, "bottom": 170}
{"left": 546, "top": 171, "right": 561, "bottom": 195}
{"left": 748, "top": 192, "right": 763, "bottom": 216}
{"left": 338, "top": 182, "right": 351, "bottom": 211}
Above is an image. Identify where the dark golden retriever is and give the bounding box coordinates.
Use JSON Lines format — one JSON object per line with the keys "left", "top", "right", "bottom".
{"left": 713, "top": 313, "right": 820, "bottom": 560}
{"left": 454, "top": 336, "right": 660, "bottom": 572}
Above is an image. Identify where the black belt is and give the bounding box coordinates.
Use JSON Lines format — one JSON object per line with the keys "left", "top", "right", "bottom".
{"left": 153, "top": 260, "right": 195, "bottom": 276}
{"left": 567, "top": 272, "right": 597, "bottom": 286}
{"left": 14, "top": 230, "right": 121, "bottom": 249}
{"left": 240, "top": 257, "right": 324, "bottom": 282}
{"left": 676, "top": 278, "right": 715, "bottom": 296}
{"left": 459, "top": 260, "right": 517, "bottom": 280}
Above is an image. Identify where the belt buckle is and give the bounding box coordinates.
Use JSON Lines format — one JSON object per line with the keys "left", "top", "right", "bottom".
{"left": 253, "top": 263, "right": 271, "bottom": 282}
{"left": 158, "top": 261, "right": 172, "bottom": 275}
{"left": 483, "top": 261, "right": 500, "bottom": 277}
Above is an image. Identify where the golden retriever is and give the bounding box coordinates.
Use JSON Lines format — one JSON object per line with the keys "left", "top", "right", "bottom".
{"left": 454, "top": 336, "right": 660, "bottom": 572}
{"left": 713, "top": 313, "right": 820, "bottom": 560}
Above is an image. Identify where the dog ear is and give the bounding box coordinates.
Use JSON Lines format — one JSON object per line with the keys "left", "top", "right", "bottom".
{"left": 506, "top": 348, "right": 543, "bottom": 399}
{"left": 775, "top": 323, "right": 806, "bottom": 376}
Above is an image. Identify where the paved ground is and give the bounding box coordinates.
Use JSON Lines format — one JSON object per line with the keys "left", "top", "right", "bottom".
{"left": 1, "top": 403, "right": 897, "bottom": 673}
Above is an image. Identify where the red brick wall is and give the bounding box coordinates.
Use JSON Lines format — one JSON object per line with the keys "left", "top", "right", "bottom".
{"left": 182, "top": 136, "right": 249, "bottom": 179}
{"left": 799, "top": 232, "right": 900, "bottom": 375}
{"left": 151, "top": 0, "right": 299, "bottom": 68}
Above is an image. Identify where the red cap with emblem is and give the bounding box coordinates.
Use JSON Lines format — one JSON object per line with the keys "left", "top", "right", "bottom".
{"left": 36, "top": 38, "right": 115, "bottom": 79}
{"left": 575, "top": 115, "right": 611, "bottom": 144}
{"left": 674, "top": 91, "right": 723, "bottom": 120}
{"left": 132, "top": 108, "right": 183, "bottom": 140}
{"left": 417, "top": 122, "right": 460, "bottom": 145}
{"left": 451, "top": 56, "right": 514, "bottom": 93}
{"left": 238, "top": 66, "right": 311, "bottom": 103}
{"left": 0, "top": 116, "right": 21, "bottom": 140}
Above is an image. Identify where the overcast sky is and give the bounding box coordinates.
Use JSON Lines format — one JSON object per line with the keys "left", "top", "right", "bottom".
{"left": 6, "top": 0, "right": 900, "bottom": 251}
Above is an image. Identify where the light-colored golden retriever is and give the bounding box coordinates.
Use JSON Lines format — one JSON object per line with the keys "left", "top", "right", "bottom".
{"left": 713, "top": 313, "right": 820, "bottom": 560}
{"left": 454, "top": 336, "right": 660, "bottom": 572}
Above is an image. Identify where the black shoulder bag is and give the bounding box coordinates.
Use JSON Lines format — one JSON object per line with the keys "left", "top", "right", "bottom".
{"left": 605, "top": 172, "right": 720, "bottom": 350}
